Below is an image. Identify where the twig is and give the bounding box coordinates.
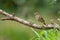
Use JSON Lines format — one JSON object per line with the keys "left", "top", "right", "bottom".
{"left": 0, "top": 9, "right": 60, "bottom": 30}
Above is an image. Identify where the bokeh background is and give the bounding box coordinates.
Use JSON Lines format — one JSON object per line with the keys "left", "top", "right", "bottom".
{"left": 0, "top": 0, "right": 60, "bottom": 40}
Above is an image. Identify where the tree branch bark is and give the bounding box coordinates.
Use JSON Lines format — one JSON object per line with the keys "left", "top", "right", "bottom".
{"left": 0, "top": 9, "right": 60, "bottom": 30}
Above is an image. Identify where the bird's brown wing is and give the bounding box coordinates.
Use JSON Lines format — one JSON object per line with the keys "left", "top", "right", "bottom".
{"left": 38, "top": 17, "right": 46, "bottom": 25}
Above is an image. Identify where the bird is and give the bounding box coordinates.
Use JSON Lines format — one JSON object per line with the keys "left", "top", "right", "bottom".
{"left": 35, "top": 12, "right": 46, "bottom": 25}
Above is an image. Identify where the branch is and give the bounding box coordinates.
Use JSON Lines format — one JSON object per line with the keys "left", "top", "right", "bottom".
{"left": 0, "top": 9, "right": 60, "bottom": 30}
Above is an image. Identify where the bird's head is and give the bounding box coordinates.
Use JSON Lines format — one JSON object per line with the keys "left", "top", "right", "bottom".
{"left": 35, "top": 12, "right": 39, "bottom": 15}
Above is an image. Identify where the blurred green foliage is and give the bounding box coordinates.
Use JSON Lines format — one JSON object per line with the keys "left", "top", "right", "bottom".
{"left": 0, "top": 0, "right": 60, "bottom": 40}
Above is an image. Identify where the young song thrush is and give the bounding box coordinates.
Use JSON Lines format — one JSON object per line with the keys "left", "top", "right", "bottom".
{"left": 35, "top": 12, "right": 46, "bottom": 25}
